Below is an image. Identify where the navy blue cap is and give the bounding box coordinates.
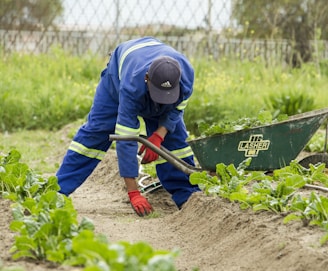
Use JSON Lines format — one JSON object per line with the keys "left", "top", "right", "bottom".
{"left": 148, "top": 56, "right": 181, "bottom": 104}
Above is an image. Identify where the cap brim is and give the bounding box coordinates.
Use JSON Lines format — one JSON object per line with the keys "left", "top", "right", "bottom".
{"left": 148, "top": 81, "right": 180, "bottom": 104}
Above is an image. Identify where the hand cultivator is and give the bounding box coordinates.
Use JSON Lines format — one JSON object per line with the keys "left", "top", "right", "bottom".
{"left": 109, "top": 107, "right": 328, "bottom": 192}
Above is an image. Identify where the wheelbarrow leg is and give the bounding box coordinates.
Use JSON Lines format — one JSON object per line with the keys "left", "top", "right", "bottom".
{"left": 298, "top": 121, "right": 328, "bottom": 168}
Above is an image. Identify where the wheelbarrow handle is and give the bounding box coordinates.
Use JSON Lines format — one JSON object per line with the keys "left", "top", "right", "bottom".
{"left": 109, "top": 134, "right": 202, "bottom": 175}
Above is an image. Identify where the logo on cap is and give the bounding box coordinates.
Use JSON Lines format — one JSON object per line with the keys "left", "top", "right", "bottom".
{"left": 161, "top": 81, "right": 172, "bottom": 88}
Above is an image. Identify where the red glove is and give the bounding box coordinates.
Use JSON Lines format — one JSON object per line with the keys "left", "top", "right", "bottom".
{"left": 128, "top": 190, "right": 153, "bottom": 216}
{"left": 138, "top": 132, "right": 164, "bottom": 164}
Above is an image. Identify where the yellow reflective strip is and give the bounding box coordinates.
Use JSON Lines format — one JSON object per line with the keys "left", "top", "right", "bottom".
{"left": 156, "top": 146, "right": 193, "bottom": 164}
{"left": 176, "top": 98, "right": 189, "bottom": 110}
{"left": 115, "top": 123, "right": 140, "bottom": 136}
{"left": 69, "top": 141, "right": 106, "bottom": 160}
{"left": 118, "top": 41, "right": 162, "bottom": 79}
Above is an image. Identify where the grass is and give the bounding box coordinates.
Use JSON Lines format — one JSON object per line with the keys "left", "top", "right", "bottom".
{"left": 0, "top": 120, "right": 82, "bottom": 174}
{"left": 0, "top": 47, "right": 104, "bottom": 132}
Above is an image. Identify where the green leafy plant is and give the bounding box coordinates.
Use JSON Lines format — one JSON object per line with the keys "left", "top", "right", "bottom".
{"left": 0, "top": 152, "right": 59, "bottom": 203}
{"left": 265, "top": 90, "right": 316, "bottom": 117}
{"left": 190, "top": 158, "right": 254, "bottom": 199}
{"left": 0, "top": 149, "right": 178, "bottom": 270}
{"left": 9, "top": 191, "right": 94, "bottom": 262}
{"left": 66, "top": 230, "right": 178, "bottom": 271}
{"left": 284, "top": 192, "right": 328, "bottom": 245}
{"left": 0, "top": 149, "right": 59, "bottom": 201}
{"left": 197, "top": 110, "right": 288, "bottom": 137}
{"left": 305, "top": 129, "right": 327, "bottom": 152}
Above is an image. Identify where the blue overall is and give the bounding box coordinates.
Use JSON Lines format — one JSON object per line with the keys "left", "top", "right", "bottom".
{"left": 56, "top": 37, "right": 200, "bottom": 208}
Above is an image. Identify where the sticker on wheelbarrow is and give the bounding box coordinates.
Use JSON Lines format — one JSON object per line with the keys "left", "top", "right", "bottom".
{"left": 238, "top": 134, "right": 270, "bottom": 157}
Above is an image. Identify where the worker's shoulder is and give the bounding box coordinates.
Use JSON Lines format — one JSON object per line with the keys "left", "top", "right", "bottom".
{"left": 119, "top": 36, "right": 162, "bottom": 48}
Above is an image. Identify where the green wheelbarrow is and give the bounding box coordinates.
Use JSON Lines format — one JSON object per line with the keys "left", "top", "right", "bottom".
{"left": 188, "top": 107, "right": 328, "bottom": 172}
{"left": 109, "top": 108, "right": 328, "bottom": 193}
{"left": 109, "top": 107, "right": 328, "bottom": 175}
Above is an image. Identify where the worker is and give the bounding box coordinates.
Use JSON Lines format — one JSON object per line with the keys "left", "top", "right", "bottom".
{"left": 56, "top": 36, "right": 200, "bottom": 216}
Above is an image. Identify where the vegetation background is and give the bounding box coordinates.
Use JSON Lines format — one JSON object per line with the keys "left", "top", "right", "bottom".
{"left": 1, "top": 1, "right": 328, "bottom": 270}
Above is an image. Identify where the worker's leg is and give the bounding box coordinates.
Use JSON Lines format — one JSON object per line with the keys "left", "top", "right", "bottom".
{"left": 56, "top": 71, "right": 118, "bottom": 195}
{"left": 144, "top": 118, "right": 200, "bottom": 208}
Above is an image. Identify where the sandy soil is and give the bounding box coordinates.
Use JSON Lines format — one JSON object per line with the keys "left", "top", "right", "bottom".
{"left": 1, "top": 140, "right": 328, "bottom": 270}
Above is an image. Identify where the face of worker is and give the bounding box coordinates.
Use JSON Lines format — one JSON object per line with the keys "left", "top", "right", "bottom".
{"left": 145, "top": 72, "right": 156, "bottom": 101}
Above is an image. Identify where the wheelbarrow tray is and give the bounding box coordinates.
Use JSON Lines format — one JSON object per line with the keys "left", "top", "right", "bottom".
{"left": 188, "top": 108, "right": 328, "bottom": 171}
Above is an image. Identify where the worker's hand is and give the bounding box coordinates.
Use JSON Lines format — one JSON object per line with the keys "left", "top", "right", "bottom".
{"left": 138, "top": 132, "right": 164, "bottom": 164}
{"left": 128, "top": 190, "right": 153, "bottom": 216}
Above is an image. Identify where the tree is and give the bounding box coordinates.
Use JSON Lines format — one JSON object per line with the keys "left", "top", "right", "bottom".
{"left": 231, "top": 0, "right": 328, "bottom": 66}
{"left": 0, "top": 0, "right": 64, "bottom": 30}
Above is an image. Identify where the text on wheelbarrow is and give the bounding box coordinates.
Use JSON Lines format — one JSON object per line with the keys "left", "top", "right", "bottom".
{"left": 238, "top": 134, "right": 270, "bottom": 157}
